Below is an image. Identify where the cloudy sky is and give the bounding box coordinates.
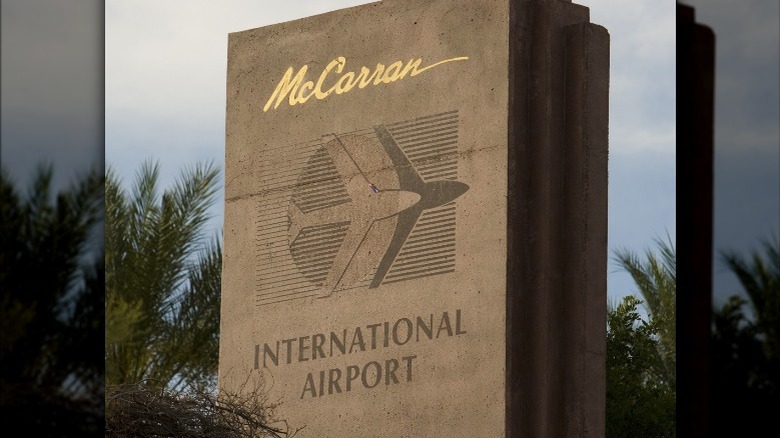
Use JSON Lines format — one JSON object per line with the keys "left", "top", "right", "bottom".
{"left": 3, "top": 0, "right": 679, "bottom": 308}
{"left": 102, "top": 0, "right": 677, "bottom": 306}
{"left": 1, "top": 0, "right": 103, "bottom": 191}
{"left": 681, "top": 0, "right": 779, "bottom": 305}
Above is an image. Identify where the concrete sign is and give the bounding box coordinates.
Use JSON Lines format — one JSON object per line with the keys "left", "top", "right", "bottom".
{"left": 221, "top": 0, "right": 608, "bottom": 436}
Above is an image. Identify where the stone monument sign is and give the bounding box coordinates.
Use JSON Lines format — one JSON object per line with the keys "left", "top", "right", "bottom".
{"left": 220, "top": 0, "right": 609, "bottom": 436}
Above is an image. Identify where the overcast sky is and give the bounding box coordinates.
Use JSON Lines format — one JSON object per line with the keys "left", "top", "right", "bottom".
{"left": 1, "top": 0, "right": 679, "bottom": 308}
{"left": 1, "top": 0, "right": 103, "bottom": 191}
{"left": 681, "top": 0, "right": 780, "bottom": 305}
{"left": 102, "top": 0, "right": 677, "bottom": 306}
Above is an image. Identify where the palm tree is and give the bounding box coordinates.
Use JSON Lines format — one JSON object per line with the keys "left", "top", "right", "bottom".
{"left": 720, "top": 235, "right": 780, "bottom": 363}
{"left": 612, "top": 234, "right": 676, "bottom": 385}
{"left": 0, "top": 164, "right": 104, "bottom": 435}
{"left": 711, "top": 236, "right": 780, "bottom": 436}
{"left": 105, "top": 159, "right": 222, "bottom": 393}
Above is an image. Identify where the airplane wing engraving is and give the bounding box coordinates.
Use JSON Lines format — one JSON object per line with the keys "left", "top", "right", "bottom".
{"left": 370, "top": 125, "right": 426, "bottom": 288}
{"left": 322, "top": 134, "right": 370, "bottom": 201}
{"left": 293, "top": 133, "right": 417, "bottom": 297}
{"left": 370, "top": 125, "right": 469, "bottom": 288}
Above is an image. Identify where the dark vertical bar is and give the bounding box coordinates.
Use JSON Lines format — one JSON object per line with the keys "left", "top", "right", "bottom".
{"left": 562, "top": 21, "right": 609, "bottom": 438}
{"left": 507, "top": 1, "right": 606, "bottom": 436}
{"left": 677, "top": 4, "right": 715, "bottom": 438}
{"left": 506, "top": 1, "right": 533, "bottom": 435}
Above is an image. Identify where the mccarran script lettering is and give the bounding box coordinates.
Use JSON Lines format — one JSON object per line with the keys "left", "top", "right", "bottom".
{"left": 262, "top": 55, "right": 469, "bottom": 112}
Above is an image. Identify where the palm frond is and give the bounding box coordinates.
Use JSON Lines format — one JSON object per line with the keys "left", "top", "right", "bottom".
{"left": 105, "top": 160, "right": 223, "bottom": 393}
{"left": 612, "top": 237, "right": 676, "bottom": 384}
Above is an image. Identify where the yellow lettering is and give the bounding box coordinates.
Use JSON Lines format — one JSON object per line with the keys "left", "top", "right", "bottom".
{"left": 355, "top": 66, "right": 381, "bottom": 89}
{"left": 262, "top": 55, "right": 469, "bottom": 111}
{"left": 410, "top": 56, "right": 469, "bottom": 76}
{"left": 315, "top": 57, "right": 346, "bottom": 99}
{"left": 372, "top": 64, "right": 386, "bottom": 86}
{"left": 380, "top": 61, "right": 404, "bottom": 83}
{"left": 399, "top": 59, "right": 423, "bottom": 79}
{"left": 263, "top": 65, "right": 308, "bottom": 112}
{"left": 334, "top": 72, "right": 357, "bottom": 94}
{"left": 295, "top": 81, "right": 315, "bottom": 104}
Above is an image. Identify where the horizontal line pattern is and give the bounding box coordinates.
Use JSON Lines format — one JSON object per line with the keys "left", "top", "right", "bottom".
{"left": 290, "top": 222, "right": 350, "bottom": 285}
{"left": 254, "top": 111, "right": 462, "bottom": 305}
{"left": 254, "top": 142, "right": 326, "bottom": 307}
{"left": 291, "top": 147, "right": 351, "bottom": 213}
{"left": 255, "top": 191, "right": 320, "bottom": 306}
{"left": 387, "top": 110, "right": 459, "bottom": 182}
{"left": 383, "top": 203, "right": 457, "bottom": 285}
{"left": 380, "top": 110, "right": 460, "bottom": 286}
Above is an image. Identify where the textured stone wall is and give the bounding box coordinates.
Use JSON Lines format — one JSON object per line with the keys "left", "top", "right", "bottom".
{"left": 221, "top": 1, "right": 608, "bottom": 436}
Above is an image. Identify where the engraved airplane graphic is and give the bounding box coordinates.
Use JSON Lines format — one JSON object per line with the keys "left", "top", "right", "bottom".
{"left": 287, "top": 125, "right": 469, "bottom": 297}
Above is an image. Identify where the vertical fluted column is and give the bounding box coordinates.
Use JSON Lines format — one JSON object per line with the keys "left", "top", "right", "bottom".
{"left": 507, "top": 1, "right": 609, "bottom": 436}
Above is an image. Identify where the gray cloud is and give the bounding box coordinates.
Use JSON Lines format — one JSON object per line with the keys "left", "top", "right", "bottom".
{"left": 681, "top": 0, "right": 780, "bottom": 305}
{"left": 1, "top": 0, "right": 101, "bottom": 111}
{"left": 104, "top": 0, "right": 676, "bottom": 307}
{"left": 590, "top": 1, "right": 675, "bottom": 156}
{"left": 1, "top": 0, "right": 102, "bottom": 189}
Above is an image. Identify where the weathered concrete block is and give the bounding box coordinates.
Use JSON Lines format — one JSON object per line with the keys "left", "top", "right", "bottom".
{"left": 221, "top": 0, "right": 608, "bottom": 436}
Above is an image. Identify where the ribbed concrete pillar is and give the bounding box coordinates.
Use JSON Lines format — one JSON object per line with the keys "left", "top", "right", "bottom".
{"left": 507, "top": 1, "right": 609, "bottom": 436}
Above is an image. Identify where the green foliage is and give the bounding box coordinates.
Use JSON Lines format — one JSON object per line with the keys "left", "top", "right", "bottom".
{"left": 105, "top": 160, "right": 222, "bottom": 393}
{"left": 606, "top": 296, "right": 676, "bottom": 437}
{"left": 0, "top": 164, "right": 104, "bottom": 435}
{"left": 607, "top": 237, "right": 676, "bottom": 437}
{"left": 711, "top": 236, "right": 780, "bottom": 436}
{"left": 613, "top": 235, "right": 676, "bottom": 384}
